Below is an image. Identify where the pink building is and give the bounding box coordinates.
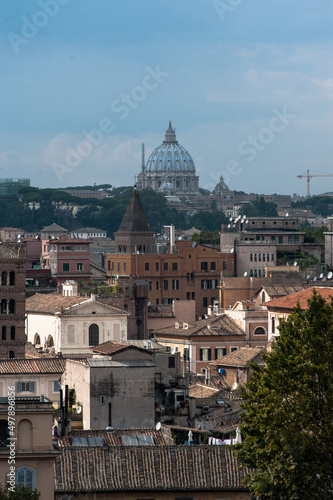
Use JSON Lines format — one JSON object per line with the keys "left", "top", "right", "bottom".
{"left": 48, "top": 237, "right": 92, "bottom": 285}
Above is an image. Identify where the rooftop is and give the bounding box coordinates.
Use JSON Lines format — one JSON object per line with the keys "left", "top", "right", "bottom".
{"left": 153, "top": 314, "right": 245, "bottom": 338}
{"left": 264, "top": 287, "right": 333, "bottom": 310}
{"left": 210, "top": 347, "right": 264, "bottom": 368}
{"left": 0, "top": 358, "right": 66, "bottom": 374}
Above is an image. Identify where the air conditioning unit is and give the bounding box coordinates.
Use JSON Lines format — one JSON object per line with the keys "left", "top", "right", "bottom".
{"left": 218, "top": 368, "right": 225, "bottom": 375}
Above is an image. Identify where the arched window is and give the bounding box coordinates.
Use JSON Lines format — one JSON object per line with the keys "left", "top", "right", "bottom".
{"left": 262, "top": 291, "right": 266, "bottom": 303}
{"left": 1, "top": 326, "right": 6, "bottom": 340}
{"left": 254, "top": 327, "right": 266, "bottom": 335}
{"left": 18, "top": 419, "right": 33, "bottom": 450}
{"left": 9, "top": 300, "right": 15, "bottom": 314}
{"left": 10, "top": 326, "right": 15, "bottom": 340}
{"left": 34, "top": 333, "right": 41, "bottom": 345}
{"left": 89, "top": 324, "right": 99, "bottom": 346}
{"left": 9, "top": 272, "right": 15, "bottom": 286}
{"left": 47, "top": 335, "right": 54, "bottom": 347}
{"left": 16, "top": 467, "right": 35, "bottom": 490}
{"left": 9, "top": 351, "right": 14, "bottom": 358}
{"left": 1, "top": 272, "right": 7, "bottom": 286}
{"left": 0, "top": 419, "right": 9, "bottom": 448}
{"left": 1, "top": 299, "right": 7, "bottom": 314}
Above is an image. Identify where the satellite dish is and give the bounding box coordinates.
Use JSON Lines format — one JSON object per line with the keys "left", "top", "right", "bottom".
{"left": 245, "top": 220, "right": 249, "bottom": 224}
{"left": 170, "top": 347, "right": 176, "bottom": 355}
{"left": 232, "top": 382, "right": 238, "bottom": 390}
{"left": 327, "top": 271, "right": 333, "bottom": 279}
{"left": 227, "top": 224, "right": 231, "bottom": 229}
{"left": 156, "top": 422, "right": 161, "bottom": 431}
{"left": 306, "top": 275, "right": 310, "bottom": 280}
{"left": 323, "top": 276, "right": 327, "bottom": 282}
{"left": 293, "top": 261, "right": 297, "bottom": 267}
{"left": 192, "top": 241, "right": 197, "bottom": 248}
{"left": 313, "top": 276, "right": 317, "bottom": 282}
{"left": 229, "top": 217, "right": 233, "bottom": 221}
{"left": 286, "top": 212, "right": 289, "bottom": 217}
{"left": 230, "top": 248, "right": 234, "bottom": 253}
{"left": 244, "top": 271, "right": 248, "bottom": 277}
{"left": 17, "top": 234, "right": 20, "bottom": 239}
{"left": 319, "top": 273, "right": 323, "bottom": 279}
{"left": 76, "top": 405, "right": 82, "bottom": 414}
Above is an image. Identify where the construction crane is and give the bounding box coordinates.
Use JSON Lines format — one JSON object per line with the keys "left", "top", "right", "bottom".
{"left": 297, "top": 169, "right": 333, "bottom": 198}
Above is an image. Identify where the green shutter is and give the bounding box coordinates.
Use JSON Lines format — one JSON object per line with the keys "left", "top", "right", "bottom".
{"left": 208, "top": 349, "right": 211, "bottom": 361}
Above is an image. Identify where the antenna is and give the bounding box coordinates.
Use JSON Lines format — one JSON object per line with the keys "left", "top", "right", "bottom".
{"left": 141, "top": 143, "right": 145, "bottom": 172}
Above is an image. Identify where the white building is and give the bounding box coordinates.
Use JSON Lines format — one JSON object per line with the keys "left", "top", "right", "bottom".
{"left": 26, "top": 293, "right": 130, "bottom": 355}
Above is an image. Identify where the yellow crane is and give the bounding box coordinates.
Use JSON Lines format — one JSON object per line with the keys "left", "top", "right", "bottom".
{"left": 297, "top": 170, "right": 333, "bottom": 198}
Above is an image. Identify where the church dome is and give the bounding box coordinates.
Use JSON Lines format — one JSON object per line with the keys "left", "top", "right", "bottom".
{"left": 159, "top": 181, "right": 174, "bottom": 191}
{"left": 146, "top": 122, "right": 195, "bottom": 173}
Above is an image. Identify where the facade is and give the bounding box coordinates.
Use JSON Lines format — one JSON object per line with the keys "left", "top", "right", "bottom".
{"left": 39, "top": 223, "right": 68, "bottom": 240}
{"left": 70, "top": 227, "right": 107, "bottom": 239}
{"left": 153, "top": 314, "right": 248, "bottom": 374}
{"left": 0, "top": 358, "right": 65, "bottom": 405}
{"left": 63, "top": 344, "right": 156, "bottom": 429}
{"left": 48, "top": 237, "right": 92, "bottom": 285}
{"left": 136, "top": 121, "right": 199, "bottom": 195}
{"left": 107, "top": 240, "right": 234, "bottom": 318}
{"left": 0, "top": 396, "right": 59, "bottom": 500}
{"left": 0, "top": 243, "right": 27, "bottom": 358}
{"left": 0, "top": 178, "right": 30, "bottom": 196}
{"left": 210, "top": 346, "right": 264, "bottom": 388}
{"left": 324, "top": 216, "right": 333, "bottom": 269}
{"left": 26, "top": 293, "right": 130, "bottom": 355}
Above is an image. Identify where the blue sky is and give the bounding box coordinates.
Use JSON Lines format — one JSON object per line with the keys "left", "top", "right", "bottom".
{"left": 0, "top": 0, "right": 332, "bottom": 196}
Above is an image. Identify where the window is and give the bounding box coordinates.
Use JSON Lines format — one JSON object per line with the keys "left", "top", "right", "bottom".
{"left": 288, "top": 235, "right": 299, "bottom": 244}
{"left": 172, "top": 279, "right": 179, "bottom": 290}
{"left": 254, "top": 254, "right": 257, "bottom": 262}
{"left": 254, "top": 269, "right": 257, "bottom": 277}
{"left": 254, "top": 327, "right": 266, "bottom": 335}
{"left": 183, "top": 347, "right": 189, "bottom": 361}
{"left": 258, "top": 254, "right": 261, "bottom": 262}
{"left": 144, "top": 262, "right": 149, "bottom": 271}
{"left": 211, "top": 279, "right": 217, "bottom": 289}
{"left": 201, "top": 280, "right": 208, "bottom": 289}
{"left": 89, "top": 324, "right": 99, "bottom": 346}
{"left": 9, "top": 272, "right": 15, "bottom": 286}
{"left": 76, "top": 263, "right": 83, "bottom": 271}
{"left": 172, "top": 262, "right": 178, "bottom": 271}
{"left": 187, "top": 292, "right": 190, "bottom": 300}
{"left": 10, "top": 326, "right": 15, "bottom": 340}
{"left": 199, "top": 348, "right": 211, "bottom": 361}
{"left": 1, "top": 272, "right": 7, "bottom": 285}
{"left": 17, "top": 382, "right": 35, "bottom": 393}
{"left": 278, "top": 236, "right": 283, "bottom": 244}
{"left": 263, "top": 254, "right": 266, "bottom": 262}
{"left": 203, "top": 297, "right": 208, "bottom": 307}
{"left": 163, "top": 280, "right": 168, "bottom": 290}
{"left": 271, "top": 236, "right": 276, "bottom": 241}
{"left": 168, "top": 356, "right": 175, "bottom": 368}
{"left": 155, "top": 280, "right": 159, "bottom": 291}
{"left": 210, "top": 261, "right": 216, "bottom": 270}
{"left": 100, "top": 395, "right": 106, "bottom": 405}
{"left": 16, "top": 468, "right": 35, "bottom": 490}
{"left": 156, "top": 298, "right": 159, "bottom": 305}
{"left": 155, "top": 262, "right": 159, "bottom": 271}
{"left": 262, "top": 291, "right": 266, "bottom": 302}
{"left": 250, "top": 253, "right": 253, "bottom": 262}
{"left": 192, "top": 292, "right": 195, "bottom": 300}
{"left": 148, "top": 281, "right": 152, "bottom": 291}
{"left": 62, "top": 263, "right": 70, "bottom": 272}
{"left": 272, "top": 317, "right": 275, "bottom": 333}
{"left": 215, "top": 347, "right": 226, "bottom": 359}
{"left": 1, "top": 326, "right": 6, "bottom": 340}
{"left": 223, "top": 261, "right": 228, "bottom": 270}
{"left": 163, "top": 262, "right": 168, "bottom": 271}
{"left": 230, "top": 347, "right": 238, "bottom": 353}
{"left": 53, "top": 381, "right": 61, "bottom": 393}
{"left": 60, "top": 245, "right": 72, "bottom": 251}
{"left": 9, "top": 300, "right": 15, "bottom": 314}
{"left": 267, "top": 254, "right": 270, "bottom": 262}
{"left": 75, "top": 245, "right": 87, "bottom": 251}
{"left": 271, "top": 254, "right": 274, "bottom": 261}
{"left": 201, "top": 262, "right": 208, "bottom": 271}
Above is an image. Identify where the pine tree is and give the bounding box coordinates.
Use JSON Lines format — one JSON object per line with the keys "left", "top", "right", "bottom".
{"left": 235, "top": 290, "right": 333, "bottom": 499}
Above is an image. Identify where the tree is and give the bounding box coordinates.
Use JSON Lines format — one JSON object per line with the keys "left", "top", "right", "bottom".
{"left": 0, "top": 483, "right": 40, "bottom": 499}
{"left": 235, "top": 290, "right": 333, "bottom": 499}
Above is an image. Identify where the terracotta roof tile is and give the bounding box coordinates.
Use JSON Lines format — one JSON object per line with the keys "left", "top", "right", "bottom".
{"left": 58, "top": 428, "right": 166, "bottom": 448}
{"left": 210, "top": 347, "right": 264, "bottom": 367}
{"left": 256, "top": 284, "right": 311, "bottom": 298}
{"left": 154, "top": 314, "right": 245, "bottom": 338}
{"left": 0, "top": 358, "right": 66, "bottom": 374}
{"left": 54, "top": 445, "right": 251, "bottom": 492}
{"left": 26, "top": 293, "right": 90, "bottom": 314}
{"left": 90, "top": 341, "right": 134, "bottom": 355}
{"left": 265, "top": 286, "right": 333, "bottom": 310}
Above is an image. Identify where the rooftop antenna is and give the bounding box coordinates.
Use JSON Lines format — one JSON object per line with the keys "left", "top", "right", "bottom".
{"left": 141, "top": 143, "right": 145, "bottom": 173}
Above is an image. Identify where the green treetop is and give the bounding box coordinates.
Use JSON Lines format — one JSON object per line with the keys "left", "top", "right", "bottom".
{"left": 235, "top": 290, "right": 333, "bottom": 499}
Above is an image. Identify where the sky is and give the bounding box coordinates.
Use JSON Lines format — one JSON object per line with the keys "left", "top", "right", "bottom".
{"left": 0, "top": 0, "right": 332, "bottom": 196}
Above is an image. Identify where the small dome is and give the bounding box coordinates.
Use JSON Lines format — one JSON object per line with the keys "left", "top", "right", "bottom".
{"left": 214, "top": 175, "right": 229, "bottom": 193}
{"left": 146, "top": 122, "right": 195, "bottom": 173}
{"left": 159, "top": 181, "right": 174, "bottom": 191}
